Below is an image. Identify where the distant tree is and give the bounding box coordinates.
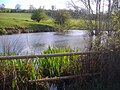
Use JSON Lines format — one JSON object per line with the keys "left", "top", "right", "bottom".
{"left": 0, "top": 3, "right": 5, "bottom": 8}
{"left": 31, "top": 9, "right": 47, "bottom": 22}
{"left": 54, "top": 9, "right": 71, "bottom": 25}
{"left": 0, "top": 3, "right": 5, "bottom": 12}
{"left": 51, "top": 5, "right": 56, "bottom": 10}
{"left": 29, "top": 5, "right": 35, "bottom": 11}
{"left": 15, "top": 4, "right": 21, "bottom": 10}
{"left": 39, "top": 6, "right": 45, "bottom": 9}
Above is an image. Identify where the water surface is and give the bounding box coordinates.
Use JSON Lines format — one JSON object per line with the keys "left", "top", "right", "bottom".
{"left": 0, "top": 30, "right": 91, "bottom": 54}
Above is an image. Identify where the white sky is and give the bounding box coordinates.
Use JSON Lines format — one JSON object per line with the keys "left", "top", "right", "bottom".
{"left": 0, "top": 0, "right": 71, "bottom": 9}
{"left": 0, "top": 0, "right": 114, "bottom": 12}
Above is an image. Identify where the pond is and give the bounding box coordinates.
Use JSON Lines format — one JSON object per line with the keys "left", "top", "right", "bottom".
{"left": 0, "top": 30, "right": 93, "bottom": 54}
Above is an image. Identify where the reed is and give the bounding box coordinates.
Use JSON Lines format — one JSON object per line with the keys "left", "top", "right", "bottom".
{"left": 36, "top": 46, "right": 80, "bottom": 77}
{"left": 0, "top": 46, "right": 80, "bottom": 89}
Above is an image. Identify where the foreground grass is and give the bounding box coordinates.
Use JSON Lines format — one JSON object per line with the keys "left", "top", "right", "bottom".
{"left": 0, "top": 45, "right": 119, "bottom": 89}
{"left": 0, "top": 47, "right": 80, "bottom": 89}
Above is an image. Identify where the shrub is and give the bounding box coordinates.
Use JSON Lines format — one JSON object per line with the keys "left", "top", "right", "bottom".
{"left": 31, "top": 9, "right": 47, "bottom": 22}
{"left": 0, "top": 28, "right": 7, "bottom": 34}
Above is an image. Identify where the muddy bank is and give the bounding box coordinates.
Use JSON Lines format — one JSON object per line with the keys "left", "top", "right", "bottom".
{"left": 0, "top": 25, "right": 56, "bottom": 35}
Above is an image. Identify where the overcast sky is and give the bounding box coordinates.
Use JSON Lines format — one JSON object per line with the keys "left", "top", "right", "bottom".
{"left": 0, "top": 0, "right": 112, "bottom": 12}
{"left": 0, "top": 0, "right": 71, "bottom": 9}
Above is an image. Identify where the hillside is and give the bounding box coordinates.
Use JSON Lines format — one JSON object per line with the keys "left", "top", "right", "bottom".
{"left": 0, "top": 13, "right": 87, "bottom": 34}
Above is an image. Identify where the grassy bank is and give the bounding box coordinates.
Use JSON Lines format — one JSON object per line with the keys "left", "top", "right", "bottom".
{"left": 0, "top": 13, "right": 87, "bottom": 34}
{"left": 68, "top": 19, "right": 87, "bottom": 30}
{"left": 0, "top": 13, "right": 55, "bottom": 27}
{"left": 0, "top": 13, "right": 56, "bottom": 34}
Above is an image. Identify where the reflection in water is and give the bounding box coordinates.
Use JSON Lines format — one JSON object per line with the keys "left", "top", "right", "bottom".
{"left": 0, "top": 30, "right": 91, "bottom": 54}
{"left": 53, "top": 39, "right": 69, "bottom": 48}
{"left": 0, "top": 35, "right": 24, "bottom": 54}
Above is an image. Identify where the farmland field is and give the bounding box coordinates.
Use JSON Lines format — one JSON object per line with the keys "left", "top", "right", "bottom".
{"left": 0, "top": 13, "right": 87, "bottom": 30}
{"left": 0, "top": 13, "right": 54, "bottom": 29}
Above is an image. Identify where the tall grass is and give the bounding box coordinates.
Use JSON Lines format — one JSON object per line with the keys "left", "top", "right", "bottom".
{"left": 37, "top": 47, "right": 80, "bottom": 77}
{"left": 0, "top": 45, "right": 117, "bottom": 89}
{"left": 0, "top": 46, "right": 80, "bottom": 89}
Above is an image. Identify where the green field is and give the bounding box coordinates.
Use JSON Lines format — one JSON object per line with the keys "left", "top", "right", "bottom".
{"left": 0, "top": 13, "right": 55, "bottom": 28}
{"left": 69, "top": 19, "right": 87, "bottom": 30}
{"left": 0, "top": 13, "right": 87, "bottom": 34}
{"left": 0, "top": 13, "right": 31, "bottom": 28}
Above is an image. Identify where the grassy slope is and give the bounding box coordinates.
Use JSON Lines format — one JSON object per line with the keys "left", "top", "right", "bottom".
{"left": 0, "top": 13, "right": 87, "bottom": 30}
{"left": 0, "top": 13, "right": 31, "bottom": 28}
{"left": 0, "top": 13, "right": 55, "bottom": 28}
{"left": 69, "top": 19, "right": 87, "bottom": 30}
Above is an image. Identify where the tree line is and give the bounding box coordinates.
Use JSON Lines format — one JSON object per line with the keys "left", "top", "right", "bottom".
{"left": 0, "top": 3, "right": 110, "bottom": 20}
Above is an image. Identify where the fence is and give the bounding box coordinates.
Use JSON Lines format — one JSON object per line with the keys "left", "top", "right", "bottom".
{"left": 0, "top": 51, "right": 98, "bottom": 60}
{"left": 0, "top": 51, "right": 120, "bottom": 90}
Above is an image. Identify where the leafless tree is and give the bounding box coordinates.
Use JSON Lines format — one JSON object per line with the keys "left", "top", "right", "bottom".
{"left": 15, "top": 4, "right": 21, "bottom": 10}
{"left": 68, "top": 0, "right": 119, "bottom": 35}
{"left": 0, "top": 3, "right": 5, "bottom": 9}
{"left": 67, "top": 0, "right": 119, "bottom": 51}
{"left": 29, "top": 5, "right": 35, "bottom": 10}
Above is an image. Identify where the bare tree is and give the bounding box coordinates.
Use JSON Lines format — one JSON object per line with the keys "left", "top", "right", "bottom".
{"left": 51, "top": 5, "right": 56, "bottom": 10}
{"left": 29, "top": 5, "right": 35, "bottom": 10}
{"left": 68, "top": 0, "right": 118, "bottom": 35}
{"left": 67, "top": 0, "right": 120, "bottom": 51}
{"left": 15, "top": 4, "right": 21, "bottom": 10}
{"left": 0, "top": 3, "right": 5, "bottom": 9}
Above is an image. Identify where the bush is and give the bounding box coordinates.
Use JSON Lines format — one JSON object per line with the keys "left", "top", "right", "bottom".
{"left": 53, "top": 9, "right": 71, "bottom": 25}
{"left": 31, "top": 9, "right": 47, "bottom": 22}
{"left": 0, "top": 28, "right": 7, "bottom": 34}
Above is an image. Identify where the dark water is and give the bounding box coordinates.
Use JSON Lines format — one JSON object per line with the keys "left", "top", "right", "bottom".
{"left": 0, "top": 30, "right": 91, "bottom": 54}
